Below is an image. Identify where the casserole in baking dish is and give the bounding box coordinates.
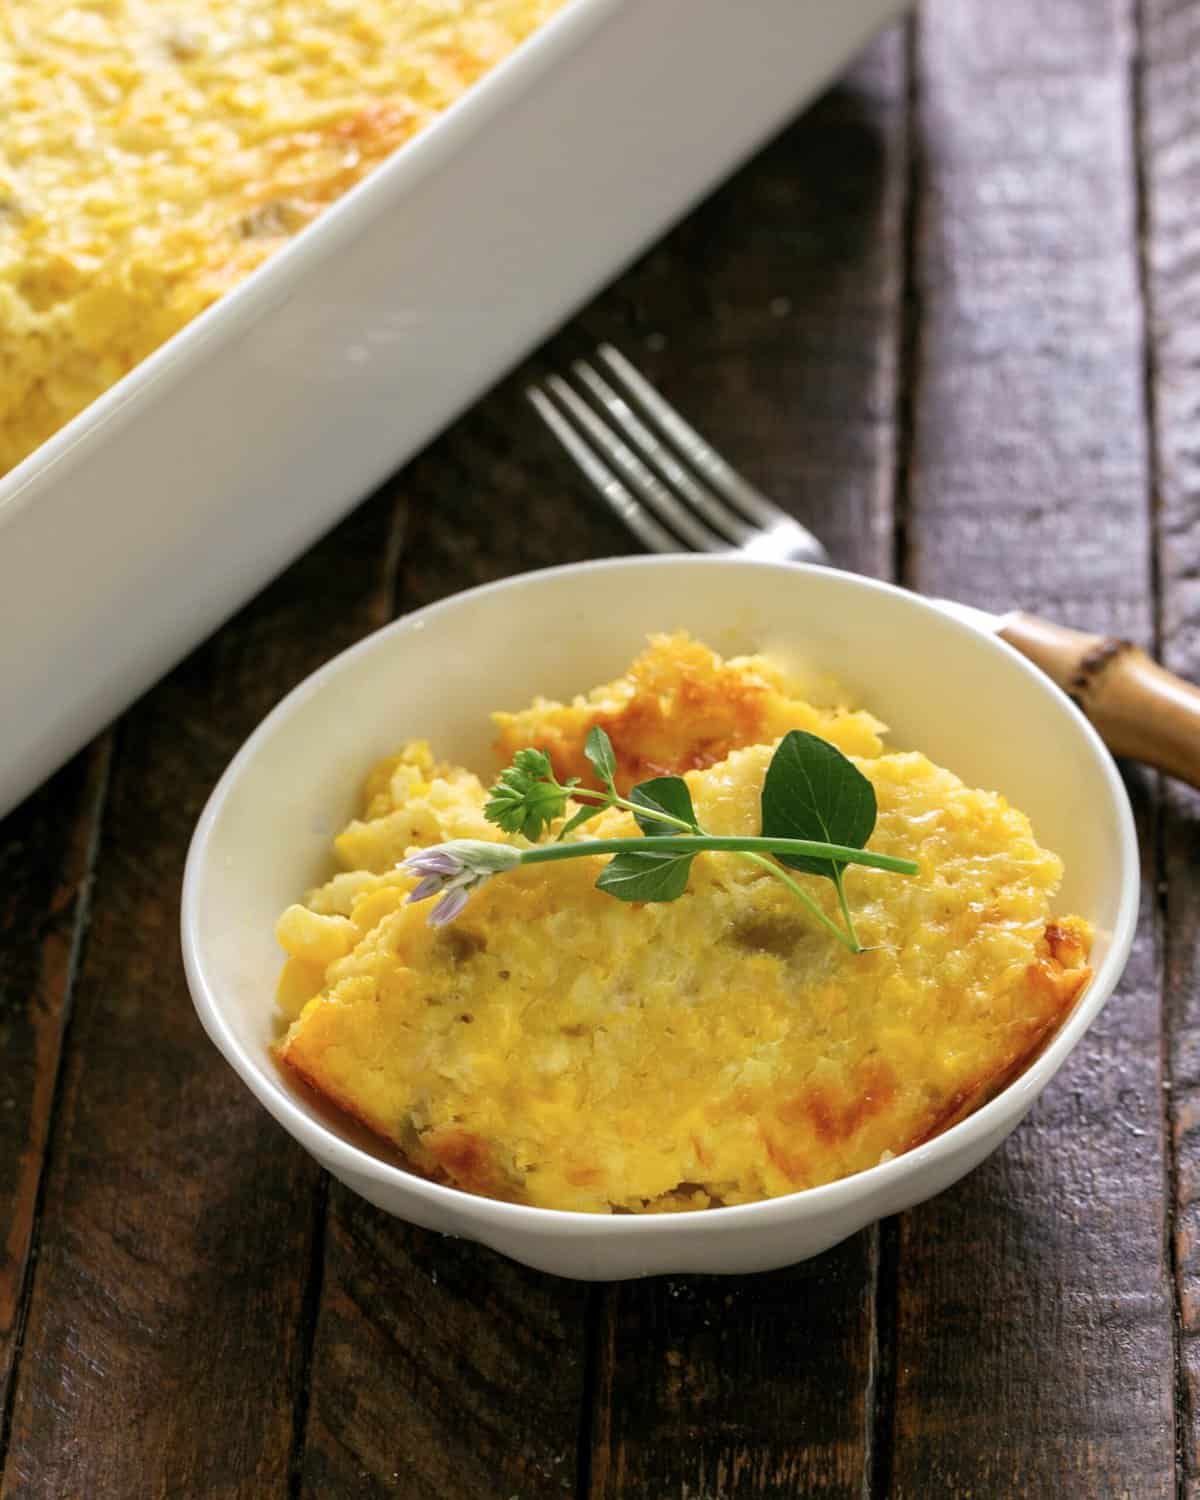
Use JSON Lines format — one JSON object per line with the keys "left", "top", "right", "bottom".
{"left": 0, "top": 0, "right": 906, "bottom": 821}
{"left": 1, "top": 0, "right": 565, "bottom": 476}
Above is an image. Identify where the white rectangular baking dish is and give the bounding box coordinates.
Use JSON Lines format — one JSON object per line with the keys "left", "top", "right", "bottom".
{"left": 0, "top": 0, "right": 904, "bottom": 819}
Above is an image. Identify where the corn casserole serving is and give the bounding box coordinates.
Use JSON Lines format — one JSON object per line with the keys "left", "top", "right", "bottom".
{"left": 1, "top": 0, "right": 565, "bottom": 476}
{"left": 273, "top": 635, "right": 1092, "bottom": 1214}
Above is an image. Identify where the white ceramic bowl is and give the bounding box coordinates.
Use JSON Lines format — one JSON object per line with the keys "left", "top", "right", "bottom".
{"left": 182, "top": 557, "right": 1139, "bottom": 1280}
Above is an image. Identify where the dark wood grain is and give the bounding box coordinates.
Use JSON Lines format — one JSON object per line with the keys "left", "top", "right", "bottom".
{"left": 394, "top": 368, "right": 636, "bottom": 613}
{"left": 0, "top": 744, "right": 109, "bottom": 1432}
{"left": 571, "top": 33, "right": 911, "bottom": 1499}
{"left": 0, "top": 493, "right": 403, "bottom": 1499}
{"left": 1139, "top": 0, "right": 1200, "bottom": 1490}
{"left": 589, "top": 1248, "right": 884, "bottom": 1500}
{"left": 299, "top": 1190, "right": 590, "bottom": 1500}
{"left": 888, "top": 0, "right": 1176, "bottom": 1493}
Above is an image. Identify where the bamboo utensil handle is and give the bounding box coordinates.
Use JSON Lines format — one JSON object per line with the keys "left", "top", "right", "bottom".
{"left": 999, "top": 613, "right": 1200, "bottom": 788}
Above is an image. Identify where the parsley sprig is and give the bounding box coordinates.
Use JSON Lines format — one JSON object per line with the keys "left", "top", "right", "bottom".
{"left": 403, "top": 728, "right": 918, "bottom": 952}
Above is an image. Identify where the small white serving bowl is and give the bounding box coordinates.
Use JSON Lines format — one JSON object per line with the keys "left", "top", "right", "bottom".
{"left": 182, "top": 556, "right": 1139, "bottom": 1280}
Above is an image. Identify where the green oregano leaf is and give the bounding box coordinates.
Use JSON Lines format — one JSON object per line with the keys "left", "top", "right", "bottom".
{"left": 628, "top": 776, "right": 697, "bottom": 836}
{"left": 556, "top": 801, "right": 606, "bottom": 841}
{"left": 760, "top": 730, "right": 876, "bottom": 880}
{"left": 595, "top": 847, "right": 695, "bottom": 902}
{"left": 584, "top": 725, "right": 618, "bottom": 788}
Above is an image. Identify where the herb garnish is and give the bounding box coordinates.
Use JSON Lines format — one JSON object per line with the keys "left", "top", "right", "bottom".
{"left": 402, "top": 728, "right": 918, "bottom": 951}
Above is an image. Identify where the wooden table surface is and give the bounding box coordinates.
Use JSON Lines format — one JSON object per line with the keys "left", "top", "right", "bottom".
{"left": 2, "top": 1, "right": 1197, "bottom": 1494}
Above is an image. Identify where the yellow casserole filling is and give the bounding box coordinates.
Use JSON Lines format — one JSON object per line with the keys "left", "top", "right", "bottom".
{"left": 275, "top": 634, "right": 1092, "bottom": 1213}
{"left": 0, "top": 0, "right": 565, "bottom": 475}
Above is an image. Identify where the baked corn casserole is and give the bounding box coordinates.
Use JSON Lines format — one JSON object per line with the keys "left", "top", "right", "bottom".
{"left": 0, "top": 0, "right": 565, "bottom": 476}
{"left": 275, "top": 634, "right": 1092, "bottom": 1213}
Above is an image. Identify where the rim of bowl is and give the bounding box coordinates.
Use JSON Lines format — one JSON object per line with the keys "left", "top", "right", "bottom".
{"left": 182, "top": 555, "right": 1140, "bottom": 1236}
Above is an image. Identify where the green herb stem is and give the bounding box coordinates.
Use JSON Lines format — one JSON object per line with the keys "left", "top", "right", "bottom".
{"left": 832, "top": 872, "right": 861, "bottom": 952}
{"left": 519, "top": 835, "right": 918, "bottom": 877}
{"left": 483, "top": 727, "right": 915, "bottom": 955}
{"left": 735, "top": 851, "right": 860, "bottom": 953}
{"left": 563, "top": 785, "right": 698, "bottom": 834}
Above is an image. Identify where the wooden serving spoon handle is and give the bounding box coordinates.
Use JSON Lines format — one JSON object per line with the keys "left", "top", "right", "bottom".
{"left": 999, "top": 612, "right": 1200, "bottom": 788}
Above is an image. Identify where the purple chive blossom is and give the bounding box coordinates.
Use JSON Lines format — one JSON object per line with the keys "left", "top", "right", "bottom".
{"left": 409, "top": 874, "right": 449, "bottom": 903}
{"left": 399, "top": 839, "right": 523, "bottom": 926}
{"left": 403, "top": 848, "right": 466, "bottom": 878}
{"left": 429, "top": 887, "right": 471, "bottom": 927}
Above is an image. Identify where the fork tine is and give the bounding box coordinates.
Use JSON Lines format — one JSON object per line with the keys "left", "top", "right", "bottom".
{"left": 526, "top": 386, "right": 683, "bottom": 554}
{"left": 570, "top": 359, "right": 754, "bottom": 546}
{"left": 541, "top": 375, "right": 729, "bottom": 553}
{"left": 597, "top": 344, "right": 793, "bottom": 534}
{"left": 530, "top": 347, "right": 829, "bottom": 566}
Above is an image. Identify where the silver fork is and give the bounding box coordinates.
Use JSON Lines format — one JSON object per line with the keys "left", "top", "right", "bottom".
{"left": 526, "top": 344, "right": 1200, "bottom": 789}
{"left": 527, "top": 344, "right": 829, "bottom": 566}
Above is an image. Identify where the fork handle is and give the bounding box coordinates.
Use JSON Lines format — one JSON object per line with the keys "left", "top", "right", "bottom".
{"left": 999, "top": 612, "right": 1200, "bottom": 788}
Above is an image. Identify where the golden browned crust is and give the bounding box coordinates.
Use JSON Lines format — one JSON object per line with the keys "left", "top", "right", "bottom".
{"left": 907, "top": 920, "right": 1092, "bottom": 1150}
{"left": 492, "top": 634, "right": 885, "bottom": 795}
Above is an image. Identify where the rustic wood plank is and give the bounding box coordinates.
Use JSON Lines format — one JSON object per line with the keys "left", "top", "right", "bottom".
{"left": 395, "top": 365, "right": 636, "bottom": 612}
{"left": 299, "top": 1191, "right": 590, "bottom": 1499}
{"left": 549, "top": 33, "right": 909, "bottom": 1498}
{"left": 590, "top": 1250, "right": 884, "bottom": 1500}
{"left": 0, "top": 743, "right": 109, "bottom": 1438}
{"left": 1139, "top": 0, "right": 1200, "bottom": 1491}
{"left": 0, "top": 492, "right": 404, "bottom": 1499}
{"left": 888, "top": 0, "right": 1176, "bottom": 1493}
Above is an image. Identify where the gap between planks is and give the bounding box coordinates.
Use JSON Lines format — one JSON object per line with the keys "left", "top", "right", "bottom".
{"left": 1130, "top": 0, "right": 1189, "bottom": 1491}
{"left": 0, "top": 731, "right": 115, "bottom": 1484}
{"left": 575, "top": 1285, "right": 611, "bottom": 1500}
{"left": 287, "top": 1173, "right": 330, "bottom": 1500}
